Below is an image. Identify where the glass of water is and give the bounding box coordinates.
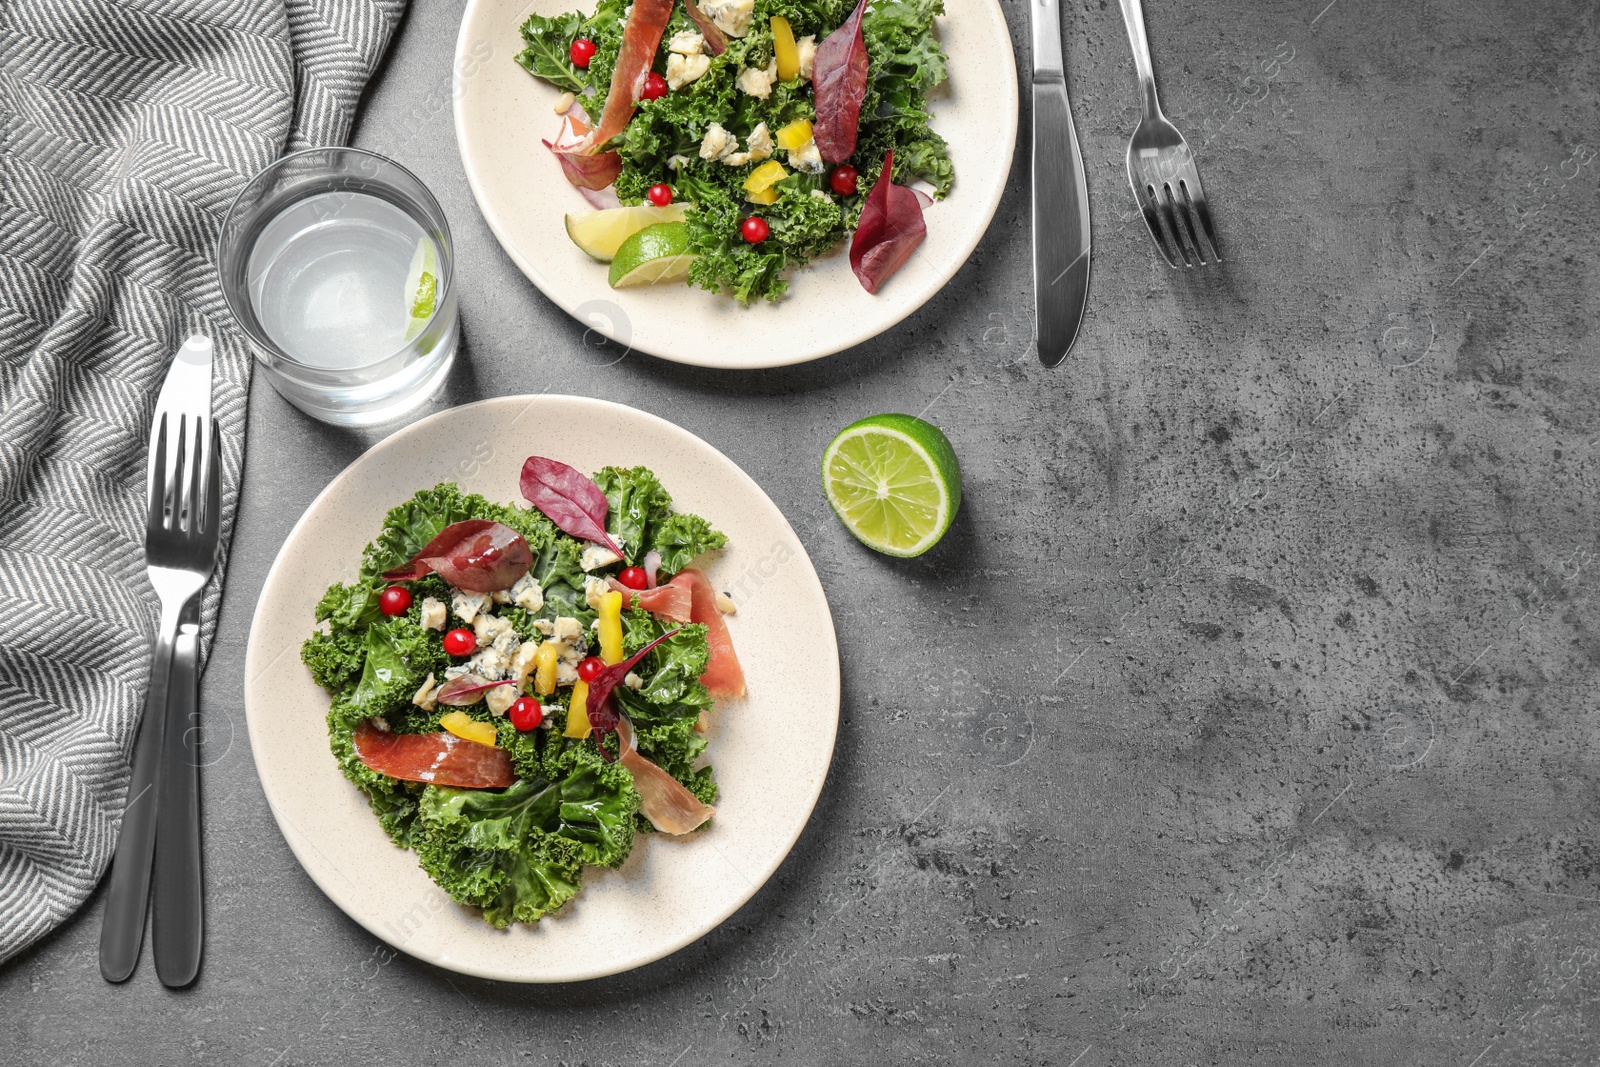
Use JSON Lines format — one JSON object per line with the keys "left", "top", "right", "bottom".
{"left": 218, "top": 147, "right": 458, "bottom": 426}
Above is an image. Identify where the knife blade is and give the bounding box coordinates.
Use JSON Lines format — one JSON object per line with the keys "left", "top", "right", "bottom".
{"left": 1031, "top": 0, "right": 1092, "bottom": 368}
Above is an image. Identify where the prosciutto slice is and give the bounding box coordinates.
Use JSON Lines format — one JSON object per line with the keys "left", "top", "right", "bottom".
{"left": 680, "top": 568, "right": 745, "bottom": 699}
{"left": 352, "top": 720, "right": 515, "bottom": 789}
{"left": 611, "top": 569, "right": 743, "bottom": 696}
{"left": 590, "top": 0, "right": 676, "bottom": 149}
{"left": 608, "top": 571, "right": 693, "bottom": 622}
{"left": 380, "top": 520, "right": 532, "bottom": 592}
{"left": 617, "top": 718, "right": 714, "bottom": 834}
{"left": 544, "top": 109, "right": 623, "bottom": 189}
{"left": 849, "top": 150, "right": 926, "bottom": 295}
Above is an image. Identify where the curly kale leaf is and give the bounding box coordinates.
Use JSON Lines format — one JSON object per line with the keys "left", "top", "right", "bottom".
{"left": 515, "top": 11, "right": 587, "bottom": 93}
{"left": 516, "top": 0, "right": 629, "bottom": 98}
{"left": 593, "top": 465, "right": 672, "bottom": 564}
{"left": 327, "top": 705, "right": 423, "bottom": 845}
{"left": 615, "top": 610, "right": 716, "bottom": 815}
{"left": 413, "top": 751, "right": 640, "bottom": 925}
{"left": 591, "top": 466, "right": 727, "bottom": 570}
{"left": 855, "top": 0, "right": 954, "bottom": 198}
{"left": 349, "top": 617, "right": 447, "bottom": 717}
{"left": 302, "top": 628, "right": 364, "bottom": 695}
{"left": 414, "top": 782, "right": 587, "bottom": 927}
{"left": 315, "top": 617, "right": 448, "bottom": 845}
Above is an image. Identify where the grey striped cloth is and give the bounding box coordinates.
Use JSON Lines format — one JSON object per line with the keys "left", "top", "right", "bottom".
{"left": 0, "top": 0, "right": 405, "bottom": 963}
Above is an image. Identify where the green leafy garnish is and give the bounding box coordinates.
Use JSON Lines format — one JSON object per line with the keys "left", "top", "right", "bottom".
{"left": 516, "top": 0, "right": 953, "bottom": 303}
{"left": 301, "top": 476, "right": 726, "bottom": 924}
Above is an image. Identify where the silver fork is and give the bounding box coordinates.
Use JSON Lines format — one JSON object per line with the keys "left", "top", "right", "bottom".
{"left": 100, "top": 335, "right": 218, "bottom": 986}
{"left": 1117, "top": 0, "right": 1222, "bottom": 268}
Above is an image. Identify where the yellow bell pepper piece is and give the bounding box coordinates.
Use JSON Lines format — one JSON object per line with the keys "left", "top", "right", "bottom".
{"left": 534, "top": 641, "right": 559, "bottom": 696}
{"left": 597, "top": 590, "right": 625, "bottom": 664}
{"left": 775, "top": 118, "right": 813, "bottom": 152}
{"left": 771, "top": 17, "right": 800, "bottom": 81}
{"left": 745, "top": 186, "right": 780, "bottom": 205}
{"left": 744, "top": 160, "right": 788, "bottom": 195}
{"left": 563, "top": 680, "right": 592, "bottom": 738}
{"left": 440, "top": 711, "right": 498, "bottom": 747}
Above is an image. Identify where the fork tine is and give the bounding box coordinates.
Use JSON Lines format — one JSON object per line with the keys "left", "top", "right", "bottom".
{"left": 1164, "top": 182, "right": 1206, "bottom": 267}
{"left": 1151, "top": 183, "right": 1194, "bottom": 268}
{"left": 169, "top": 415, "right": 188, "bottom": 531}
{"left": 188, "top": 416, "right": 205, "bottom": 537}
{"left": 1136, "top": 183, "right": 1183, "bottom": 269}
{"left": 204, "top": 419, "right": 221, "bottom": 539}
{"left": 1181, "top": 178, "right": 1222, "bottom": 264}
{"left": 147, "top": 414, "right": 169, "bottom": 536}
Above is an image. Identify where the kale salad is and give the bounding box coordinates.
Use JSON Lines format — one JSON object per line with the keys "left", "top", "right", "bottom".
{"left": 300, "top": 459, "right": 743, "bottom": 927}
{"left": 517, "top": 0, "right": 954, "bottom": 303}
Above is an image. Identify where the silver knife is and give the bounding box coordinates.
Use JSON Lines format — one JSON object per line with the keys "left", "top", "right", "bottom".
{"left": 99, "top": 334, "right": 216, "bottom": 984}
{"left": 1032, "top": 0, "right": 1093, "bottom": 367}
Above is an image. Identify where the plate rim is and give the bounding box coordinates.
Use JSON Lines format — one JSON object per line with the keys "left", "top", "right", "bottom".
{"left": 242, "top": 394, "right": 841, "bottom": 982}
{"left": 451, "top": 0, "right": 1020, "bottom": 370}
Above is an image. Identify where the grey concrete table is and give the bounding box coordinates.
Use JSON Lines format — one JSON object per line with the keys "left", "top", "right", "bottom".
{"left": 6, "top": 1, "right": 1599, "bottom": 1063}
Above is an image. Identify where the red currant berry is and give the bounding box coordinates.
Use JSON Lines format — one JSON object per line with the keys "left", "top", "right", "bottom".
{"left": 639, "top": 72, "right": 668, "bottom": 101}
{"left": 378, "top": 586, "right": 412, "bottom": 616}
{"left": 577, "top": 656, "right": 606, "bottom": 682}
{"left": 569, "top": 38, "right": 597, "bottom": 67}
{"left": 510, "top": 697, "right": 544, "bottom": 731}
{"left": 829, "top": 164, "right": 860, "bottom": 196}
{"left": 617, "top": 566, "right": 649, "bottom": 590}
{"left": 741, "top": 216, "right": 770, "bottom": 243}
{"left": 443, "top": 628, "right": 476, "bottom": 657}
{"left": 646, "top": 184, "right": 674, "bottom": 207}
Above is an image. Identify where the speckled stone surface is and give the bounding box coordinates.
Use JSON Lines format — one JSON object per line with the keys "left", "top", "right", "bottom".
{"left": 5, "top": 0, "right": 1599, "bottom": 1063}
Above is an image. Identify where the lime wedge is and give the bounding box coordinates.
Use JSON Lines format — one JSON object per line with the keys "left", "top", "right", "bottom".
{"left": 402, "top": 235, "right": 439, "bottom": 343}
{"left": 607, "top": 222, "right": 695, "bottom": 289}
{"left": 567, "top": 204, "right": 689, "bottom": 262}
{"left": 822, "top": 414, "right": 962, "bottom": 558}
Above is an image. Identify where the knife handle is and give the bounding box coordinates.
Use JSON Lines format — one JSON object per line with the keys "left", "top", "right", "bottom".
{"left": 152, "top": 614, "right": 203, "bottom": 987}
{"left": 99, "top": 603, "right": 181, "bottom": 982}
{"left": 1031, "top": 0, "right": 1065, "bottom": 77}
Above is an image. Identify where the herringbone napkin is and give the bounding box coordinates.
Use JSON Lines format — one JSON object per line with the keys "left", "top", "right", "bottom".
{"left": 0, "top": 0, "right": 405, "bottom": 964}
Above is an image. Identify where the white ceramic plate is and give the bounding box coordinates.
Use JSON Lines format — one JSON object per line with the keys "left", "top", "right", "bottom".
{"left": 244, "top": 396, "right": 839, "bottom": 982}
{"left": 453, "top": 0, "right": 1018, "bottom": 368}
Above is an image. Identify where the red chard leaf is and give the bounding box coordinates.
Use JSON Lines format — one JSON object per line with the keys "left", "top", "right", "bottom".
{"left": 520, "top": 456, "right": 625, "bottom": 556}
{"left": 683, "top": 0, "right": 728, "bottom": 55}
{"left": 850, "top": 150, "right": 927, "bottom": 295}
{"left": 436, "top": 674, "right": 516, "bottom": 706}
{"left": 812, "top": 0, "right": 870, "bottom": 164}
{"left": 381, "top": 519, "right": 533, "bottom": 592}
{"left": 585, "top": 628, "right": 681, "bottom": 756}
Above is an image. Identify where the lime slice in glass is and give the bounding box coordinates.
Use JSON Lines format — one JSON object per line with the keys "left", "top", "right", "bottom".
{"left": 607, "top": 222, "right": 695, "bottom": 289}
{"left": 566, "top": 204, "right": 689, "bottom": 262}
{"left": 821, "top": 414, "right": 962, "bottom": 558}
{"left": 402, "top": 235, "right": 439, "bottom": 343}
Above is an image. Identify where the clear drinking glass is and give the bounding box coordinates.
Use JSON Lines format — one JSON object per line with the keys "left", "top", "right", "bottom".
{"left": 218, "top": 148, "right": 458, "bottom": 426}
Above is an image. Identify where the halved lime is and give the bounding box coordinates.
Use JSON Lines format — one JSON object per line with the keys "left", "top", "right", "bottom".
{"left": 607, "top": 222, "right": 695, "bottom": 289}
{"left": 822, "top": 414, "right": 962, "bottom": 558}
{"left": 567, "top": 204, "right": 689, "bottom": 262}
{"left": 402, "top": 235, "right": 439, "bottom": 342}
